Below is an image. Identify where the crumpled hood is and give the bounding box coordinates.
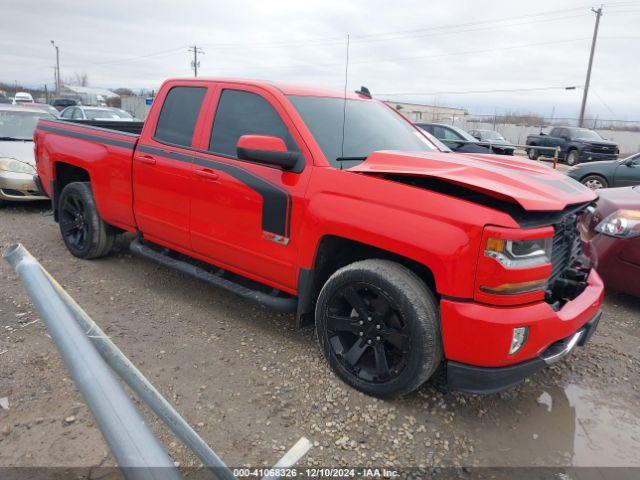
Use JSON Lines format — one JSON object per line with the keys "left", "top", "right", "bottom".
{"left": 348, "top": 150, "right": 597, "bottom": 211}
{"left": 0, "top": 141, "right": 35, "bottom": 165}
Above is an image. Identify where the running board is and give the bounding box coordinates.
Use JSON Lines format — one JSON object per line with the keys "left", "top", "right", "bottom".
{"left": 130, "top": 238, "right": 297, "bottom": 313}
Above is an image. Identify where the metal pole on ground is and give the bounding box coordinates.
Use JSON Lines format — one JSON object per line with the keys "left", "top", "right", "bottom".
{"left": 42, "top": 264, "right": 236, "bottom": 480}
{"left": 3, "top": 244, "right": 181, "bottom": 480}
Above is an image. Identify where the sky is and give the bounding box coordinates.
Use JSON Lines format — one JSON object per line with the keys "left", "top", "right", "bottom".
{"left": 2, "top": 0, "right": 639, "bottom": 120}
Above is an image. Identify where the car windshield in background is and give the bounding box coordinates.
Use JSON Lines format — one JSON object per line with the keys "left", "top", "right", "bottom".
{"left": 0, "top": 110, "right": 54, "bottom": 140}
{"left": 482, "top": 131, "right": 505, "bottom": 141}
{"left": 448, "top": 125, "right": 478, "bottom": 142}
{"left": 84, "top": 108, "right": 127, "bottom": 120}
{"left": 570, "top": 128, "right": 603, "bottom": 141}
{"left": 114, "top": 109, "right": 133, "bottom": 119}
{"left": 288, "top": 96, "right": 436, "bottom": 166}
{"left": 418, "top": 128, "right": 451, "bottom": 152}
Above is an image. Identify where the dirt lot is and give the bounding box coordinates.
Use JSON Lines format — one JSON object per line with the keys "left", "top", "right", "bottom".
{"left": 1, "top": 202, "right": 639, "bottom": 477}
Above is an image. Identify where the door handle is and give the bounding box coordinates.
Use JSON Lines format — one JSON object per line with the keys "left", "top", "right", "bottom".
{"left": 195, "top": 168, "right": 219, "bottom": 181}
{"left": 135, "top": 154, "right": 156, "bottom": 165}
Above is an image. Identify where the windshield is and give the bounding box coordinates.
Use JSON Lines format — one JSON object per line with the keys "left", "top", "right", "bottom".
{"left": 84, "top": 108, "right": 124, "bottom": 120}
{"left": 288, "top": 96, "right": 436, "bottom": 166}
{"left": 481, "top": 130, "right": 505, "bottom": 141}
{"left": 0, "top": 110, "right": 54, "bottom": 140}
{"left": 417, "top": 128, "right": 451, "bottom": 152}
{"left": 447, "top": 125, "right": 477, "bottom": 142}
{"left": 114, "top": 109, "right": 133, "bottom": 119}
{"left": 569, "top": 128, "right": 602, "bottom": 141}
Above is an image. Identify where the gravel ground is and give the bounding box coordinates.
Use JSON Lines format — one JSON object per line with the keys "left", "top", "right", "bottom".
{"left": 1, "top": 201, "right": 639, "bottom": 477}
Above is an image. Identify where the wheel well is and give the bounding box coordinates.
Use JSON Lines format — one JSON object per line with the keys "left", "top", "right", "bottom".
{"left": 296, "top": 235, "right": 437, "bottom": 327}
{"left": 53, "top": 162, "right": 90, "bottom": 220}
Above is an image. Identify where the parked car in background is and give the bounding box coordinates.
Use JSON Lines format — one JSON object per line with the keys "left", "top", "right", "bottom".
{"left": 526, "top": 127, "right": 619, "bottom": 166}
{"left": 0, "top": 93, "right": 11, "bottom": 104}
{"left": 17, "top": 102, "right": 60, "bottom": 117}
{"left": 50, "top": 98, "right": 79, "bottom": 112}
{"left": 60, "top": 106, "right": 136, "bottom": 121}
{"left": 416, "top": 123, "right": 491, "bottom": 154}
{"left": 467, "top": 129, "right": 516, "bottom": 155}
{"left": 567, "top": 153, "right": 640, "bottom": 189}
{"left": 13, "top": 92, "right": 34, "bottom": 104}
{"left": 0, "top": 105, "right": 55, "bottom": 206}
{"left": 581, "top": 187, "right": 640, "bottom": 298}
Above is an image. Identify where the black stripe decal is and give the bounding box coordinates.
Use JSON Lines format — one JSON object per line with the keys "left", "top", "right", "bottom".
{"left": 40, "top": 122, "right": 292, "bottom": 239}
{"left": 38, "top": 123, "right": 136, "bottom": 149}
{"left": 138, "top": 145, "right": 292, "bottom": 238}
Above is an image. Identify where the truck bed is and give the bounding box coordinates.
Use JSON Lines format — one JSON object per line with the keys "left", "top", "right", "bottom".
{"left": 35, "top": 118, "right": 141, "bottom": 232}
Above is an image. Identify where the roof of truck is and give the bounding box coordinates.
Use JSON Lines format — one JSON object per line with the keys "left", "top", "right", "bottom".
{"left": 163, "top": 77, "right": 366, "bottom": 100}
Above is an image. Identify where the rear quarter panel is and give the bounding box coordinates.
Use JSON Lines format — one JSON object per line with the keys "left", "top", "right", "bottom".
{"left": 36, "top": 120, "right": 138, "bottom": 231}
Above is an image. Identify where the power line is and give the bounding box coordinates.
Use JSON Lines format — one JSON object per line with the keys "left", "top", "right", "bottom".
{"left": 378, "top": 85, "right": 582, "bottom": 96}
{"left": 198, "top": 6, "right": 594, "bottom": 50}
{"left": 247, "top": 36, "right": 603, "bottom": 71}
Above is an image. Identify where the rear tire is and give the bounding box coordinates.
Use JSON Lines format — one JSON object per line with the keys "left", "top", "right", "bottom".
{"left": 566, "top": 150, "right": 580, "bottom": 166}
{"left": 527, "top": 147, "right": 539, "bottom": 160}
{"left": 581, "top": 174, "right": 608, "bottom": 190}
{"left": 315, "top": 259, "right": 442, "bottom": 398}
{"left": 58, "top": 182, "right": 116, "bottom": 259}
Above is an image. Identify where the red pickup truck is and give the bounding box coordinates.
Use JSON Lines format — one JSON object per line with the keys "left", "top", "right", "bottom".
{"left": 33, "top": 78, "right": 604, "bottom": 397}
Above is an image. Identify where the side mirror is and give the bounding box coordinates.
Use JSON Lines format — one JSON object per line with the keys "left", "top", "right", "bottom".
{"left": 472, "top": 134, "right": 481, "bottom": 140}
{"left": 236, "top": 135, "right": 299, "bottom": 170}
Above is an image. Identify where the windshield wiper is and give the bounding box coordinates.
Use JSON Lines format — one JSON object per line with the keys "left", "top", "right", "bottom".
{"left": 335, "top": 156, "right": 368, "bottom": 162}
{"left": 0, "top": 137, "right": 29, "bottom": 141}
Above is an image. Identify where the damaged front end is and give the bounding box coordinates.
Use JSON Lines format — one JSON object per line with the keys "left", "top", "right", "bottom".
{"left": 545, "top": 208, "right": 594, "bottom": 309}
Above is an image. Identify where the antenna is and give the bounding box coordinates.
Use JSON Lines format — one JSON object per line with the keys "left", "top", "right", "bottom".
{"left": 339, "top": 34, "right": 350, "bottom": 170}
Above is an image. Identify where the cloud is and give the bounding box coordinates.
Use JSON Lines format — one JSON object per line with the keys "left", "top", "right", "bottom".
{"left": 2, "top": 0, "right": 639, "bottom": 119}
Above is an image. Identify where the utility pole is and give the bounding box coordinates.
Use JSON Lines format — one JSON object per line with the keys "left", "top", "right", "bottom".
{"left": 579, "top": 6, "right": 603, "bottom": 127}
{"left": 50, "top": 40, "right": 60, "bottom": 95}
{"left": 188, "top": 45, "right": 205, "bottom": 77}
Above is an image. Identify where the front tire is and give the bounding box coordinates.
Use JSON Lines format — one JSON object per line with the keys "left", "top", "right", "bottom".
{"left": 58, "top": 182, "right": 116, "bottom": 259}
{"left": 527, "top": 147, "right": 539, "bottom": 160}
{"left": 315, "top": 259, "right": 442, "bottom": 398}
{"left": 581, "top": 174, "right": 608, "bottom": 190}
{"left": 566, "top": 150, "right": 580, "bottom": 166}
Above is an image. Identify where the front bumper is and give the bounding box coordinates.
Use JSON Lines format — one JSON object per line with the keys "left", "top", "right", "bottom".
{"left": 0, "top": 170, "right": 48, "bottom": 202}
{"left": 440, "top": 268, "right": 604, "bottom": 393}
{"left": 579, "top": 151, "right": 618, "bottom": 162}
{"left": 447, "top": 311, "right": 601, "bottom": 394}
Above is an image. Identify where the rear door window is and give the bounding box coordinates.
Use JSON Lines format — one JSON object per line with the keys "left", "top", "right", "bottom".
{"left": 208, "top": 89, "right": 297, "bottom": 158}
{"left": 154, "top": 86, "right": 207, "bottom": 147}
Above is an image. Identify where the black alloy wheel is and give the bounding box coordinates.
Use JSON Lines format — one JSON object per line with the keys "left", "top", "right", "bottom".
{"left": 57, "top": 182, "right": 116, "bottom": 259}
{"left": 316, "top": 259, "right": 442, "bottom": 398}
{"left": 325, "top": 282, "right": 410, "bottom": 384}
{"left": 60, "top": 190, "right": 90, "bottom": 251}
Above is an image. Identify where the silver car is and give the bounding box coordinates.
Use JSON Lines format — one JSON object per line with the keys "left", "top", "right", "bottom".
{"left": 0, "top": 105, "right": 55, "bottom": 205}
{"left": 59, "top": 106, "right": 136, "bottom": 121}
